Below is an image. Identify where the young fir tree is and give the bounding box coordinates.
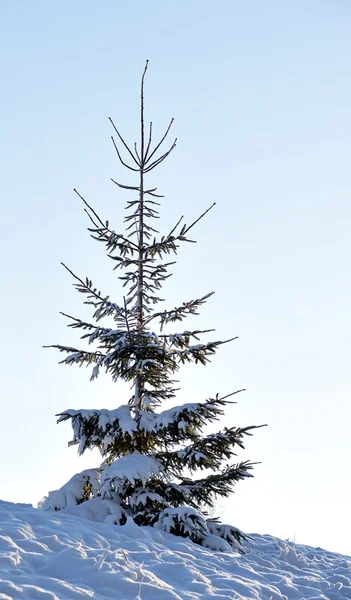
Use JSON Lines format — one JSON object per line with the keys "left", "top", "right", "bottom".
{"left": 41, "top": 62, "right": 264, "bottom": 553}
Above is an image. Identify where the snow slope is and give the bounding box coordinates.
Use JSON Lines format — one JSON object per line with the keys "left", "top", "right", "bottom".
{"left": 0, "top": 499, "right": 350, "bottom": 600}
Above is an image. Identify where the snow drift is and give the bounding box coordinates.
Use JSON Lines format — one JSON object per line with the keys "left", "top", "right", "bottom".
{"left": 0, "top": 499, "right": 350, "bottom": 600}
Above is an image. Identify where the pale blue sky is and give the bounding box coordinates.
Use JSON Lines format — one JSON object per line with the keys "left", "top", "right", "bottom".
{"left": 1, "top": 1, "right": 350, "bottom": 555}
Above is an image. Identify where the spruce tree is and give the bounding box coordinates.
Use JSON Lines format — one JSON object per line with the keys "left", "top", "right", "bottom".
{"left": 41, "top": 62, "right": 265, "bottom": 553}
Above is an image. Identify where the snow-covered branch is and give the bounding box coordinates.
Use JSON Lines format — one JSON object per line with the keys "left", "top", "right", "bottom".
{"left": 156, "top": 425, "right": 260, "bottom": 473}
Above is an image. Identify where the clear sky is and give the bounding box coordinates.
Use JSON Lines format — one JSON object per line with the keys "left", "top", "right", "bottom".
{"left": 1, "top": 1, "right": 350, "bottom": 555}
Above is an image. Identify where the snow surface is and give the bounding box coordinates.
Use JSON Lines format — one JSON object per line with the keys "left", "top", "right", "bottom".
{"left": 0, "top": 499, "right": 350, "bottom": 600}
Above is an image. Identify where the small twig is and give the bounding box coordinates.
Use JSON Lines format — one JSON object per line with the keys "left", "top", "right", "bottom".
{"left": 59, "top": 312, "right": 112, "bottom": 333}
{"left": 111, "top": 179, "right": 139, "bottom": 192}
{"left": 144, "top": 187, "right": 163, "bottom": 199}
{"left": 75, "top": 189, "right": 139, "bottom": 251}
{"left": 144, "top": 121, "right": 153, "bottom": 162}
{"left": 220, "top": 336, "right": 238, "bottom": 345}
{"left": 74, "top": 189, "right": 105, "bottom": 227}
{"left": 111, "top": 136, "right": 139, "bottom": 172}
{"left": 83, "top": 208, "right": 101, "bottom": 230}
{"left": 159, "top": 328, "right": 215, "bottom": 338}
{"left": 61, "top": 262, "right": 88, "bottom": 286}
{"left": 144, "top": 140, "right": 177, "bottom": 172}
{"left": 167, "top": 214, "right": 184, "bottom": 238}
{"left": 134, "top": 142, "right": 141, "bottom": 164}
{"left": 145, "top": 117, "right": 175, "bottom": 165}
{"left": 140, "top": 60, "right": 148, "bottom": 164}
{"left": 60, "top": 263, "right": 111, "bottom": 305}
{"left": 183, "top": 203, "right": 216, "bottom": 235}
{"left": 60, "top": 311, "right": 84, "bottom": 323}
{"left": 219, "top": 389, "right": 246, "bottom": 402}
{"left": 124, "top": 296, "right": 132, "bottom": 343}
{"left": 87, "top": 226, "right": 139, "bottom": 251}
{"left": 109, "top": 117, "right": 140, "bottom": 167}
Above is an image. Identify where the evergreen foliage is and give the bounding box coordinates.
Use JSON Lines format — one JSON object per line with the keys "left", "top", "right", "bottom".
{"left": 42, "top": 62, "right": 265, "bottom": 553}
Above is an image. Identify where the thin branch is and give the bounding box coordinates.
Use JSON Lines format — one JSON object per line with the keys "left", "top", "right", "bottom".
{"left": 111, "top": 136, "right": 139, "bottom": 172}
{"left": 123, "top": 296, "right": 132, "bottom": 343}
{"left": 145, "top": 117, "right": 175, "bottom": 165}
{"left": 43, "top": 343, "right": 105, "bottom": 361}
{"left": 134, "top": 142, "right": 141, "bottom": 164}
{"left": 75, "top": 189, "right": 139, "bottom": 250}
{"left": 183, "top": 203, "right": 216, "bottom": 235}
{"left": 59, "top": 312, "right": 116, "bottom": 336}
{"left": 144, "top": 121, "right": 153, "bottom": 162}
{"left": 88, "top": 229, "right": 139, "bottom": 251}
{"left": 59, "top": 311, "right": 116, "bottom": 330}
{"left": 144, "top": 140, "right": 177, "bottom": 173}
{"left": 60, "top": 311, "right": 87, "bottom": 323}
{"left": 158, "top": 328, "right": 215, "bottom": 339}
{"left": 60, "top": 263, "right": 112, "bottom": 307}
{"left": 144, "top": 187, "right": 164, "bottom": 198}
{"left": 109, "top": 117, "right": 141, "bottom": 167}
{"left": 144, "top": 291, "right": 216, "bottom": 326}
{"left": 219, "top": 389, "right": 246, "bottom": 402}
{"left": 111, "top": 179, "right": 140, "bottom": 192}
{"left": 168, "top": 214, "right": 184, "bottom": 238}
{"left": 218, "top": 336, "right": 238, "bottom": 345}
{"left": 88, "top": 227, "right": 139, "bottom": 251}
{"left": 140, "top": 59, "right": 148, "bottom": 163}
{"left": 61, "top": 262, "right": 93, "bottom": 286}
{"left": 83, "top": 208, "right": 100, "bottom": 229}
{"left": 74, "top": 189, "right": 105, "bottom": 228}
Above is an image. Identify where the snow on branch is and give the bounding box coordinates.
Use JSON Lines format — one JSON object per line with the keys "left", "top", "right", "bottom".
{"left": 156, "top": 425, "right": 260, "bottom": 473}
{"left": 180, "top": 460, "right": 256, "bottom": 505}
{"left": 101, "top": 454, "right": 162, "bottom": 498}
{"left": 137, "top": 393, "right": 246, "bottom": 448}
{"left": 156, "top": 506, "right": 208, "bottom": 543}
{"left": 57, "top": 406, "right": 137, "bottom": 455}
{"left": 39, "top": 468, "right": 101, "bottom": 511}
{"left": 64, "top": 497, "right": 126, "bottom": 525}
{"left": 45, "top": 328, "right": 174, "bottom": 384}
{"left": 138, "top": 396, "right": 225, "bottom": 441}
{"left": 44, "top": 345, "right": 104, "bottom": 371}
{"left": 206, "top": 521, "right": 250, "bottom": 554}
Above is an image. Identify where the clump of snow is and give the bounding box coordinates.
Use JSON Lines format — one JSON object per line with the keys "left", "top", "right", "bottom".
{"left": 101, "top": 453, "right": 162, "bottom": 494}
{"left": 156, "top": 506, "right": 208, "bottom": 542}
{"left": 138, "top": 403, "right": 201, "bottom": 432}
{"left": 64, "top": 497, "right": 126, "bottom": 525}
{"left": 58, "top": 405, "right": 137, "bottom": 439}
{"left": 39, "top": 468, "right": 101, "bottom": 511}
{"left": 0, "top": 499, "right": 350, "bottom": 600}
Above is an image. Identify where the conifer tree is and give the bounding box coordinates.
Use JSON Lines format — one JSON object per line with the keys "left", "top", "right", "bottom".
{"left": 41, "top": 62, "right": 265, "bottom": 553}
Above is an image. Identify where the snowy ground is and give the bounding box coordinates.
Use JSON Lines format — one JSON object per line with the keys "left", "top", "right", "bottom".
{"left": 0, "top": 499, "right": 350, "bottom": 600}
